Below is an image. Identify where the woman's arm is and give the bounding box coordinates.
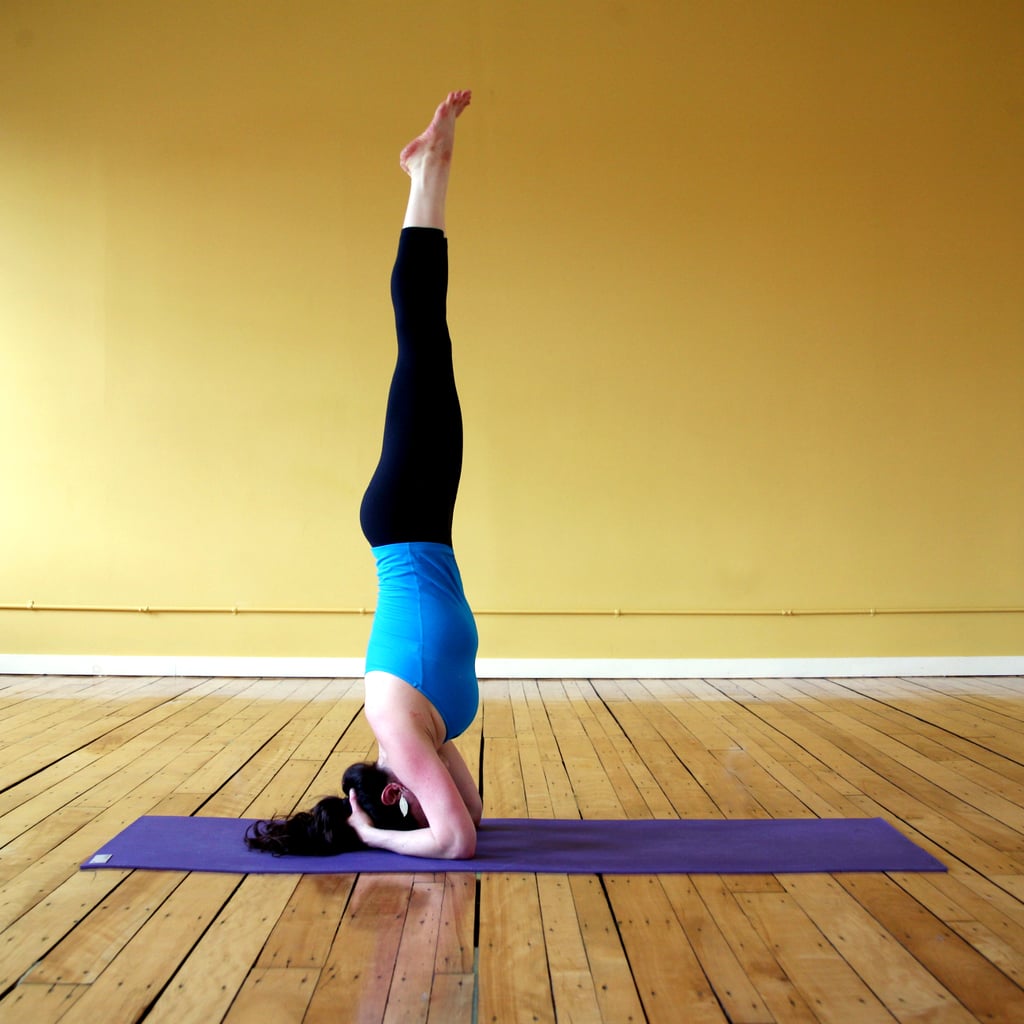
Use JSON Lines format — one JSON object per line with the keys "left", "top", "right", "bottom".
{"left": 350, "top": 725, "right": 477, "bottom": 859}
{"left": 440, "top": 741, "right": 482, "bottom": 825}
{"left": 349, "top": 788, "right": 475, "bottom": 859}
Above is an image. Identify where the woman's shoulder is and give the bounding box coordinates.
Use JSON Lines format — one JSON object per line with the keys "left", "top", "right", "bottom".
{"left": 364, "top": 671, "right": 447, "bottom": 749}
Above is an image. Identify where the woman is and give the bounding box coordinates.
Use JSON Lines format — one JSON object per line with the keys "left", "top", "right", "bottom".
{"left": 247, "top": 90, "right": 481, "bottom": 860}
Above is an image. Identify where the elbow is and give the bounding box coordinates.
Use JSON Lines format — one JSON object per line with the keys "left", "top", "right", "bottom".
{"left": 443, "top": 831, "right": 477, "bottom": 860}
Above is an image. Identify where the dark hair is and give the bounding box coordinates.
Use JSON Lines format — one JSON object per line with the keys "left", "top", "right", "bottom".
{"left": 245, "top": 761, "right": 419, "bottom": 856}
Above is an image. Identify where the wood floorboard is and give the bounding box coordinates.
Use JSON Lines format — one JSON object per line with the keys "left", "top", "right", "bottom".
{"left": 0, "top": 674, "right": 1021, "bottom": 1022}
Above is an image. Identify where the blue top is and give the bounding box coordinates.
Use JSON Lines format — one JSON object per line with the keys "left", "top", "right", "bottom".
{"left": 364, "top": 541, "right": 479, "bottom": 741}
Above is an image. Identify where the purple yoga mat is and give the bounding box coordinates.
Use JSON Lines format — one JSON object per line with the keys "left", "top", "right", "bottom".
{"left": 80, "top": 816, "right": 945, "bottom": 875}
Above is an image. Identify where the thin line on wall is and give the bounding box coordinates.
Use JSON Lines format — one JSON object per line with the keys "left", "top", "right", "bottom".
{"left": 1, "top": 602, "right": 1022, "bottom": 618}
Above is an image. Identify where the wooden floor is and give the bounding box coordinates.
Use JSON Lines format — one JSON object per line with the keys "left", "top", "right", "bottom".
{"left": 0, "top": 676, "right": 1022, "bottom": 1023}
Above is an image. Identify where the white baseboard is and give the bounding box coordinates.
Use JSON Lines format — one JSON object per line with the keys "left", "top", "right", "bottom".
{"left": 1, "top": 654, "right": 1021, "bottom": 679}
{"left": 479, "top": 657, "right": 1024, "bottom": 679}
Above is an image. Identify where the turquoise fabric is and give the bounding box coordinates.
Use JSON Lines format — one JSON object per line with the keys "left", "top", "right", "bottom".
{"left": 365, "top": 541, "right": 479, "bottom": 740}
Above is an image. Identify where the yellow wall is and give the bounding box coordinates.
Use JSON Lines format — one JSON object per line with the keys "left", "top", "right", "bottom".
{"left": 2, "top": 1, "right": 1022, "bottom": 660}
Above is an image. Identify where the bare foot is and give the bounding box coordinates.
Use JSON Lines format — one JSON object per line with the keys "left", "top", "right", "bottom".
{"left": 399, "top": 90, "right": 472, "bottom": 176}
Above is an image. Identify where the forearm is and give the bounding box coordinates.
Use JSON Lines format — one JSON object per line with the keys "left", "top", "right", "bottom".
{"left": 361, "top": 824, "right": 476, "bottom": 860}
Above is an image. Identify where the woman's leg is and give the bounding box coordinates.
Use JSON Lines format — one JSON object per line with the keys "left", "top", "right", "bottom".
{"left": 400, "top": 90, "right": 472, "bottom": 231}
{"left": 359, "top": 92, "right": 472, "bottom": 547}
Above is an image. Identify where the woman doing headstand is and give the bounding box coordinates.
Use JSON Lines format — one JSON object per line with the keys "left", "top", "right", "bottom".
{"left": 246, "top": 90, "right": 481, "bottom": 860}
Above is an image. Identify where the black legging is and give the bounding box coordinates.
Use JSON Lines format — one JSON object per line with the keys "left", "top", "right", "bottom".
{"left": 359, "top": 228, "right": 463, "bottom": 548}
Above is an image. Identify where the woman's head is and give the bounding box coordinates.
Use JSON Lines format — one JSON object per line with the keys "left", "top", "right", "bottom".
{"left": 245, "top": 761, "right": 419, "bottom": 856}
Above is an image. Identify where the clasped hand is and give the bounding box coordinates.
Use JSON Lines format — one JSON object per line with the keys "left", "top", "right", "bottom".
{"left": 347, "top": 790, "right": 377, "bottom": 845}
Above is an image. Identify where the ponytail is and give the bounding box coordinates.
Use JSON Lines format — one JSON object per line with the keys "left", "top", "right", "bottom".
{"left": 245, "top": 795, "right": 360, "bottom": 856}
{"left": 245, "top": 761, "right": 419, "bottom": 857}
